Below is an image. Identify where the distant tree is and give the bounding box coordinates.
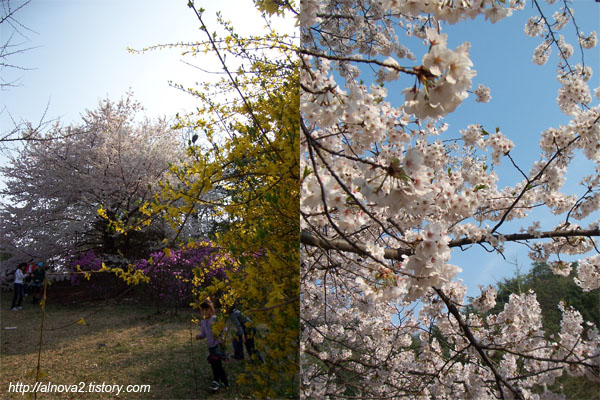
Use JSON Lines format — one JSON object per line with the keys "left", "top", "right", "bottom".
{"left": 0, "top": 95, "right": 184, "bottom": 271}
{"left": 473, "top": 263, "right": 600, "bottom": 400}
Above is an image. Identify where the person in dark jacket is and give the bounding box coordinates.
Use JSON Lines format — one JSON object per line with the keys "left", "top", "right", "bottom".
{"left": 229, "top": 307, "right": 264, "bottom": 362}
{"left": 23, "top": 260, "right": 34, "bottom": 296}
{"left": 30, "top": 262, "right": 46, "bottom": 304}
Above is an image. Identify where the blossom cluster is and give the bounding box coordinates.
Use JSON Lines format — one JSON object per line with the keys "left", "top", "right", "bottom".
{"left": 300, "top": 0, "right": 599, "bottom": 397}
{"left": 66, "top": 241, "right": 232, "bottom": 307}
{"left": 404, "top": 30, "right": 476, "bottom": 119}
{"left": 472, "top": 285, "right": 498, "bottom": 312}
{"left": 0, "top": 96, "right": 183, "bottom": 270}
{"left": 133, "top": 241, "right": 229, "bottom": 307}
{"left": 575, "top": 255, "right": 600, "bottom": 292}
{"left": 67, "top": 250, "right": 103, "bottom": 285}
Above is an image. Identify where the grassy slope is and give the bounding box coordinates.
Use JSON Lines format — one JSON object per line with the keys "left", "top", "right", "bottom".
{"left": 0, "top": 292, "right": 254, "bottom": 399}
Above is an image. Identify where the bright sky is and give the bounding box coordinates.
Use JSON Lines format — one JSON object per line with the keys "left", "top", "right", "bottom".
{"left": 2, "top": 1, "right": 599, "bottom": 297}
{"left": 1, "top": 0, "right": 290, "bottom": 130}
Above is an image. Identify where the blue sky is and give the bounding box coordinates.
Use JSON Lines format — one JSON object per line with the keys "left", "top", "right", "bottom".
{"left": 438, "top": 2, "right": 600, "bottom": 296}
{"left": 2, "top": 1, "right": 599, "bottom": 298}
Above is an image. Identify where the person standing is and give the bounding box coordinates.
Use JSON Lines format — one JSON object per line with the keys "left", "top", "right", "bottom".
{"left": 11, "top": 263, "right": 26, "bottom": 310}
{"left": 30, "top": 262, "right": 46, "bottom": 304}
{"left": 196, "top": 299, "right": 229, "bottom": 392}
{"left": 229, "top": 306, "right": 264, "bottom": 362}
{"left": 23, "top": 260, "right": 34, "bottom": 296}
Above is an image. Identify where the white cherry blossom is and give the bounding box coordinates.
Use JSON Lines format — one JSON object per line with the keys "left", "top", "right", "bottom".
{"left": 300, "top": 0, "right": 600, "bottom": 397}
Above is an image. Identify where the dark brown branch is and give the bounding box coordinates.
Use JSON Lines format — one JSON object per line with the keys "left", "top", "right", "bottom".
{"left": 490, "top": 135, "right": 580, "bottom": 234}
{"left": 301, "top": 228, "right": 600, "bottom": 261}
{"left": 434, "top": 288, "right": 524, "bottom": 400}
{"left": 299, "top": 47, "right": 417, "bottom": 77}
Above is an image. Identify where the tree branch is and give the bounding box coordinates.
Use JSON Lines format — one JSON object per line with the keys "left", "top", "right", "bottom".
{"left": 301, "top": 228, "right": 600, "bottom": 261}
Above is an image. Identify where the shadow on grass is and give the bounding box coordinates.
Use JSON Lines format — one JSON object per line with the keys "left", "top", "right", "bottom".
{"left": 125, "top": 339, "right": 255, "bottom": 399}
{"left": 0, "top": 292, "right": 263, "bottom": 399}
{"left": 1, "top": 292, "right": 185, "bottom": 357}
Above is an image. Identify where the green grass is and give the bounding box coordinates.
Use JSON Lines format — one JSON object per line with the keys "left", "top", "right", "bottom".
{"left": 0, "top": 292, "right": 258, "bottom": 399}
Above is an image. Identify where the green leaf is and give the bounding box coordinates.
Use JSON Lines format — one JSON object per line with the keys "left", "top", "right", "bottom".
{"left": 265, "top": 192, "right": 278, "bottom": 204}
{"left": 256, "top": 227, "right": 267, "bottom": 241}
{"left": 302, "top": 167, "right": 312, "bottom": 180}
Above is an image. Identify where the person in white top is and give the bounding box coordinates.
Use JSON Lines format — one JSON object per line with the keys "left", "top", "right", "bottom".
{"left": 11, "top": 263, "right": 26, "bottom": 310}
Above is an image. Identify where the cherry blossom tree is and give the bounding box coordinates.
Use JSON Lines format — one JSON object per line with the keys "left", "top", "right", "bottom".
{"left": 0, "top": 95, "right": 184, "bottom": 271}
{"left": 299, "top": 0, "right": 599, "bottom": 398}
